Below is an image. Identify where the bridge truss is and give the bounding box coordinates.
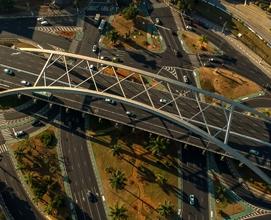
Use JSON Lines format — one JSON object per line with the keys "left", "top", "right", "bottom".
{"left": 1, "top": 48, "right": 271, "bottom": 184}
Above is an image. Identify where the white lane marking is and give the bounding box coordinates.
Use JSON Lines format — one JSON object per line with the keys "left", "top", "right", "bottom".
{"left": 81, "top": 190, "right": 85, "bottom": 202}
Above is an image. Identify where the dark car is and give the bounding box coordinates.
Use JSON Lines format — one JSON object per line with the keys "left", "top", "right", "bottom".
{"left": 31, "top": 120, "right": 44, "bottom": 127}
{"left": 203, "top": 62, "right": 215, "bottom": 67}
{"left": 174, "top": 49, "right": 182, "bottom": 57}
{"left": 87, "top": 191, "right": 98, "bottom": 203}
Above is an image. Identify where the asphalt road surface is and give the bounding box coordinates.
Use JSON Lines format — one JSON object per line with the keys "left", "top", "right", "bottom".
{"left": 0, "top": 46, "right": 270, "bottom": 170}
{"left": 60, "top": 110, "right": 107, "bottom": 220}
{"left": 181, "top": 147, "right": 209, "bottom": 220}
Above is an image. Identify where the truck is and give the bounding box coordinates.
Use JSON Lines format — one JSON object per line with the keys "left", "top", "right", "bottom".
{"left": 94, "top": 13, "right": 101, "bottom": 25}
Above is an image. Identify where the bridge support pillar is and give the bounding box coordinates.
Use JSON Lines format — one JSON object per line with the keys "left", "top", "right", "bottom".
{"left": 220, "top": 155, "right": 225, "bottom": 161}
{"left": 149, "top": 133, "right": 152, "bottom": 137}
{"left": 65, "top": 107, "right": 69, "bottom": 113}
{"left": 82, "top": 112, "right": 85, "bottom": 118}
{"left": 114, "top": 123, "right": 118, "bottom": 128}
{"left": 202, "top": 149, "right": 206, "bottom": 155}
{"left": 184, "top": 144, "right": 188, "bottom": 149}
{"left": 33, "top": 98, "right": 37, "bottom": 104}
{"left": 17, "top": 93, "right": 21, "bottom": 99}
{"left": 49, "top": 103, "right": 53, "bottom": 109}
{"left": 132, "top": 127, "right": 135, "bottom": 133}
{"left": 239, "top": 162, "right": 243, "bottom": 167}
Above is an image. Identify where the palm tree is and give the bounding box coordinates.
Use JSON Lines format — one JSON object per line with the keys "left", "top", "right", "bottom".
{"left": 25, "top": 172, "right": 35, "bottom": 186}
{"left": 109, "top": 170, "right": 127, "bottom": 190}
{"left": 16, "top": 161, "right": 27, "bottom": 171}
{"left": 157, "top": 200, "right": 174, "bottom": 217}
{"left": 107, "top": 30, "right": 120, "bottom": 44}
{"left": 112, "top": 144, "right": 122, "bottom": 157}
{"left": 147, "top": 136, "right": 168, "bottom": 156}
{"left": 199, "top": 35, "right": 208, "bottom": 47}
{"left": 109, "top": 203, "right": 128, "bottom": 220}
{"left": 14, "top": 146, "right": 26, "bottom": 161}
{"left": 155, "top": 173, "right": 167, "bottom": 185}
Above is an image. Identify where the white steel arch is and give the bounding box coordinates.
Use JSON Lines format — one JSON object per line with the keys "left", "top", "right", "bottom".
{"left": 0, "top": 86, "right": 271, "bottom": 185}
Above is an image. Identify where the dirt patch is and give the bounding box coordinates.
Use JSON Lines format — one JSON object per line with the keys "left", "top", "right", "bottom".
{"left": 102, "top": 14, "right": 161, "bottom": 52}
{"left": 198, "top": 67, "right": 262, "bottom": 102}
{"left": 88, "top": 120, "right": 179, "bottom": 220}
{"left": 182, "top": 31, "right": 218, "bottom": 54}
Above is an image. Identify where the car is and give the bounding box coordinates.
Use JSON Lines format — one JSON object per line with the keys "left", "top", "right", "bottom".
{"left": 4, "top": 68, "right": 14, "bottom": 76}
{"left": 189, "top": 194, "right": 195, "bottom": 205}
{"left": 173, "top": 49, "right": 182, "bottom": 57}
{"left": 40, "top": 20, "right": 49, "bottom": 26}
{"left": 92, "top": 44, "right": 98, "bottom": 53}
{"left": 249, "top": 149, "right": 260, "bottom": 156}
{"left": 87, "top": 191, "right": 97, "bottom": 203}
{"left": 20, "top": 80, "right": 31, "bottom": 86}
{"left": 37, "top": 17, "right": 44, "bottom": 22}
{"left": 126, "top": 111, "right": 136, "bottom": 118}
{"left": 203, "top": 62, "right": 215, "bottom": 68}
{"left": 112, "top": 56, "right": 121, "bottom": 63}
{"left": 186, "top": 25, "right": 193, "bottom": 31}
{"left": 208, "top": 58, "right": 223, "bottom": 64}
{"left": 183, "top": 75, "right": 189, "bottom": 83}
{"left": 155, "top": 17, "right": 160, "bottom": 24}
{"left": 31, "top": 120, "right": 44, "bottom": 127}
{"left": 14, "top": 130, "right": 25, "bottom": 138}
{"left": 105, "top": 98, "right": 116, "bottom": 105}
{"left": 159, "top": 98, "right": 167, "bottom": 104}
{"left": 89, "top": 64, "right": 96, "bottom": 70}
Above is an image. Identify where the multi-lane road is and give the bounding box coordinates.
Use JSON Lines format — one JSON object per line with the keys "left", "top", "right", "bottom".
{"left": 60, "top": 110, "right": 107, "bottom": 220}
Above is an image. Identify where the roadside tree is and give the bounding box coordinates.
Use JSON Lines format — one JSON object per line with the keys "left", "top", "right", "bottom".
{"left": 157, "top": 200, "right": 174, "bottom": 217}
{"left": 109, "top": 203, "right": 128, "bottom": 220}
{"left": 109, "top": 169, "right": 127, "bottom": 190}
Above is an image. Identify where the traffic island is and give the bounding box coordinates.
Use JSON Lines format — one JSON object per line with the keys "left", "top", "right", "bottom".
{"left": 196, "top": 67, "right": 263, "bottom": 103}
{"left": 86, "top": 116, "right": 180, "bottom": 219}
{"left": 10, "top": 128, "right": 72, "bottom": 220}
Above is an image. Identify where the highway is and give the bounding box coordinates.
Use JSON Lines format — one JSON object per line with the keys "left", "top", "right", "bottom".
{"left": 0, "top": 46, "right": 270, "bottom": 170}
{"left": 60, "top": 110, "right": 107, "bottom": 220}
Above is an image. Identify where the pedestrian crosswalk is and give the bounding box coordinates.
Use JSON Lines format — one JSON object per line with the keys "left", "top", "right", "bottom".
{"left": 33, "top": 26, "right": 83, "bottom": 35}
{"left": 0, "top": 114, "right": 6, "bottom": 126}
{"left": 163, "top": 66, "right": 178, "bottom": 79}
{"left": 0, "top": 144, "right": 8, "bottom": 154}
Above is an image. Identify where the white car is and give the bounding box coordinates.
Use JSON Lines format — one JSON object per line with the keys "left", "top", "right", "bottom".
{"left": 159, "top": 98, "right": 167, "bottom": 104}
{"left": 20, "top": 80, "right": 31, "bottom": 86}
{"left": 92, "top": 44, "right": 98, "bottom": 53}
{"left": 105, "top": 98, "right": 116, "bottom": 105}
{"left": 183, "top": 75, "right": 189, "bottom": 83}
{"left": 186, "top": 25, "right": 193, "bottom": 31}
{"left": 90, "top": 64, "right": 95, "bottom": 70}
{"left": 41, "top": 20, "right": 49, "bottom": 26}
{"left": 37, "top": 17, "right": 44, "bottom": 22}
{"left": 14, "top": 130, "right": 25, "bottom": 138}
{"left": 155, "top": 17, "right": 160, "bottom": 24}
{"left": 126, "top": 111, "right": 135, "bottom": 118}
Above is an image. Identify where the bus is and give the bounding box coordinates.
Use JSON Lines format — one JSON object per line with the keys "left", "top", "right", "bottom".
{"left": 98, "top": 19, "right": 106, "bottom": 32}
{"left": 32, "top": 91, "right": 53, "bottom": 100}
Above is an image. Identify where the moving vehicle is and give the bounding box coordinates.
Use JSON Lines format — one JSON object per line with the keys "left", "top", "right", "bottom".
{"left": 87, "top": 191, "right": 97, "bottom": 203}
{"left": 32, "top": 91, "right": 52, "bottom": 99}
{"left": 92, "top": 44, "right": 98, "bottom": 53}
{"left": 249, "top": 149, "right": 260, "bottom": 156}
{"left": 186, "top": 25, "right": 193, "bottom": 31}
{"left": 4, "top": 68, "right": 14, "bottom": 76}
{"left": 126, "top": 111, "right": 136, "bottom": 118}
{"left": 183, "top": 75, "right": 189, "bottom": 83}
{"left": 14, "top": 130, "right": 25, "bottom": 138}
{"left": 32, "top": 120, "right": 44, "bottom": 127}
{"left": 155, "top": 17, "right": 160, "bottom": 24}
{"left": 189, "top": 194, "right": 195, "bottom": 205}
{"left": 20, "top": 80, "right": 31, "bottom": 86}
{"left": 159, "top": 98, "right": 167, "bottom": 104}
{"left": 98, "top": 19, "right": 106, "bottom": 32}
{"left": 94, "top": 13, "right": 101, "bottom": 25}
{"left": 105, "top": 98, "right": 116, "bottom": 105}
{"left": 173, "top": 49, "right": 182, "bottom": 57}
{"left": 37, "top": 17, "right": 44, "bottom": 22}
{"left": 41, "top": 20, "right": 49, "bottom": 26}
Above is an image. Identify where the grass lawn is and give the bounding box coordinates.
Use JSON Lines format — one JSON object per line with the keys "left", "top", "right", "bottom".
{"left": 181, "top": 31, "right": 218, "bottom": 54}
{"left": 213, "top": 175, "right": 245, "bottom": 219}
{"left": 102, "top": 14, "right": 162, "bottom": 52}
{"left": 257, "top": 108, "right": 271, "bottom": 118}
{"left": 0, "top": 95, "right": 31, "bottom": 110}
{"left": 198, "top": 67, "right": 262, "bottom": 102}
{"left": 87, "top": 117, "right": 180, "bottom": 219}
{"left": 11, "top": 128, "right": 70, "bottom": 220}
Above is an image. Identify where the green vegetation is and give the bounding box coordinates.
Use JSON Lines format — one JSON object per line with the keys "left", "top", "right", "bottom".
{"left": 109, "top": 203, "right": 128, "bottom": 220}
{"left": 146, "top": 136, "right": 169, "bottom": 156}
{"left": 157, "top": 200, "right": 174, "bottom": 217}
{"left": 106, "top": 30, "right": 120, "bottom": 44}
{"left": 12, "top": 128, "right": 69, "bottom": 219}
{"left": 253, "top": 0, "right": 271, "bottom": 12}
{"left": 122, "top": 3, "right": 138, "bottom": 20}
{"left": 87, "top": 116, "right": 179, "bottom": 219}
{"left": 0, "top": 95, "right": 30, "bottom": 110}
{"left": 170, "top": 0, "right": 197, "bottom": 11}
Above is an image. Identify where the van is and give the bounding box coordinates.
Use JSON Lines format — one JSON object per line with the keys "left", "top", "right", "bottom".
{"left": 98, "top": 19, "right": 106, "bottom": 32}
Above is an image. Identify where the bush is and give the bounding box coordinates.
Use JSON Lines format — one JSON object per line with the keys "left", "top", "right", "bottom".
{"left": 122, "top": 3, "right": 138, "bottom": 20}
{"left": 40, "top": 130, "right": 55, "bottom": 148}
